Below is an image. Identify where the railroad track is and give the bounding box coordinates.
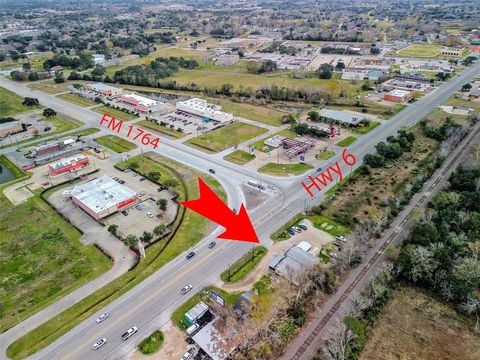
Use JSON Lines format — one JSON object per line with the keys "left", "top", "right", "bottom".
{"left": 289, "top": 124, "right": 480, "bottom": 360}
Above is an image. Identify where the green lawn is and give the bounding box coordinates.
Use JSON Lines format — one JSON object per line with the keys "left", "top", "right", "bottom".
{"left": 215, "top": 99, "right": 285, "bottom": 126}
{"left": 0, "top": 180, "right": 111, "bottom": 334}
{"left": 353, "top": 121, "right": 381, "bottom": 135}
{"left": 138, "top": 330, "right": 164, "bottom": 355}
{"left": 220, "top": 246, "right": 268, "bottom": 283}
{"left": 0, "top": 86, "right": 42, "bottom": 116}
{"left": 137, "top": 119, "right": 187, "bottom": 139}
{"left": 336, "top": 136, "right": 357, "bottom": 147}
{"left": 44, "top": 113, "right": 84, "bottom": 133}
{"left": 396, "top": 44, "right": 444, "bottom": 58}
{"left": 92, "top": 106, "right": 138, "bottom": 122}
{"left": 223, "top": 150, "right": 255, "bottom": 165}
{"left": 271, "top": 213, "right": 306, "bottom": 241}
{"left": 57, "top": 93, "right": 97, "bottom": 107}
{"left": 7, "top": 153, "right": 226, "bottom": 359}
{"left": 94, "top": 135, "right": 137, "bottom": 153}
{"left": 328, "top": 102, "right": 405, "bottom": 120}
{"left": 308, "top": 214, "right": 350, "bottom": 236}
{"left": 316, "top": 150, "right": 335, "bottom": 160}
{"left": 257, "top": 162, "right": 313, "bottom": 176}
{"left": 187, "top": 122, "right": 267, "bottom": 153}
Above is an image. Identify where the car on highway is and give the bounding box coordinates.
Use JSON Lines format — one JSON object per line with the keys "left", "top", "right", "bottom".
{"left": 186, "top": 251, "right": 195, "bottom": 260}
{"left": 288, "top": 228, "right": 296, "bottom": 236}
{"left": 267, "top": 184, "right": 275, "bottom": 190}
{"left": 336, "top": 235, "right": 347, "bottom": 242}
{"left": 181, "top": 347, "right": 196, "bottom": 360}
{"left": 180, "top": 284, "right": 193, "bottom": 295}
{"left": 208, "top": 168, "right": 215, "bottom": 174}
{"left": 317, "top": 167, "right": 322, "bottom": 172}
{"left": 118, "top": 180, "right": 125, "bottom": 184}
{"left": 96, "top": 312, "right": 109, "bottom": 323}
{"left": 299, "top": 224, "right": 308, "bottom": 231}
{"left": 208, "top": 241, "right": 216, "bottom": 249}
{"left": 93, "top": 338, "right": 107, "bottom": 350}
{"left": 121, "top": 326, "right": 138, "bottom": 341}
{"left": 139, "top": 177, "right": 146, "bottom": 181}
{"left": 232, "top": 208, "right": 237, "bottom": 214}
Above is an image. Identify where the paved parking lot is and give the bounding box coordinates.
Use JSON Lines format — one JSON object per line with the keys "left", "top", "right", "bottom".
{"left": 153, "top": 110, "right": 229, "bottom": 135}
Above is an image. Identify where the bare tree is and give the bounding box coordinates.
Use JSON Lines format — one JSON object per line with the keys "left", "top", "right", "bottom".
{"left": 460, "top": 296, "right": 480, "bottom": 333}
{"left": 320, "top": 322, "right": 357, "bottom": 360}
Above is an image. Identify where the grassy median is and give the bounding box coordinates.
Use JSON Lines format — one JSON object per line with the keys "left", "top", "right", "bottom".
{"left": 220, "top": 246, "right": 268, "bottom": 283}
{"left": 223, "top": 150, "right": 255, "bottom": 165}
{"left": 257, "top": 162, "right": 313, "bottom": 176}
{"left": 7, "top": 152, "right": 225, "bottom": 360}
{"left": 94, "top": 134, "right": 137, "bottom": 153}
{"left": 138, "top": 330, "right": 164, "bottom": 355}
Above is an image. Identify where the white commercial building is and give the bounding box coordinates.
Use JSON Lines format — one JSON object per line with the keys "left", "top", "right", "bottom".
{"left": 70, "top": 175, "right": 137, "bottom": 220}
{"left": 176, "top": 98, "right": 234, "bottom": 123}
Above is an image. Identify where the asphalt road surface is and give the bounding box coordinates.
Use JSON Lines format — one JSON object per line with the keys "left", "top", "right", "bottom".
{"left": 0, "top": 60, "right": 479, "bottom": 359}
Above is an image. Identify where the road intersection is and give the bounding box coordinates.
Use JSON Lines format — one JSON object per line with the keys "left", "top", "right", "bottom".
{"left": 0, "top": 60, "right": 479, "bottom": 359}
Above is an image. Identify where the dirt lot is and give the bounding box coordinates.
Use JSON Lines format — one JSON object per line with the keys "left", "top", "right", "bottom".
{"left": 360, "top": 286, "right": 480, "bottom": 360}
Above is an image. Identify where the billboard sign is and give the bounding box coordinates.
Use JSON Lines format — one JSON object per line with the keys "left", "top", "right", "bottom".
{"left": 211, "top": 290, "right": 225, "bottom": 306}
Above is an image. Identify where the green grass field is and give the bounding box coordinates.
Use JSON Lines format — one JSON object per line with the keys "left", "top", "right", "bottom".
{"left": 92, "top": 106, "right": 138, "bottom": 121}
{"left": 94, "top": 135, "right": 137, "bottom": 153}
{"left": 396, "top": 44, "right": 444, "bottom": 58}
{"left": 0, "top": 52, "right": 53, "bottom": 71}
{"left": 138, "top": 330, "right": 164, "bottom": 355}
{"left": 214, "top": 99, "right": 285, "bottom": 126}
{"left": 336, "top": 136, "right": 357, "bottom": 147}
{"left": 308, "top": 214, "right": 350, "bottom": 236}
{"left": 0, "top": 179, "right": 110, "bottom": 333}
{"left": 223, "top": 150, "right": 255, "bottom": 165}
{"left": 7, "top": 153, "right": 226, "bottom": 359}
{"left": 0, "top": 86, "right": 42, "bottom": 116}
{"left": 220, "top": 246, "right": 268, "bottom": 283}
{"left": 168, "top": 69, "right": 357, "bottom": 97}
{"left": 57, "top": 93, "right": 97, "bottom": 107}
{"left": 44, "top": 113, "right": 84, "bottom": 133}
{"left": 137, "top": 120, "right": 187, "bottom": 138}
{"left": 257, "top": 162, "right": 313, "bottom": 176}
{"left": 353, "top": 121, "right": 381, "bottom": 135}
{"left": 316, "top": 150, "right": 335, "bottom": 160}
{"left": 0, "top": 155, "right": 26, "bottom": 179}
{"left": 187, "top": 122, "right": 267, "bottom": 153}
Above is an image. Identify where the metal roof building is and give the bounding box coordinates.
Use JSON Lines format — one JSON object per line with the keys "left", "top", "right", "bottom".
{"left": 321, "top": 109, "right": 365, "bottom": 126}
{"left": 192, "top": 318, "right": 238, "bottom": 360}
{"left": 185, "top": 301, "right": 210, "bottom": 325}
{"left": 269, "top": 246, "right": 317, "bottom": 285}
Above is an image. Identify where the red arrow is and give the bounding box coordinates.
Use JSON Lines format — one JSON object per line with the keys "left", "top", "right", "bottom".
{"left": 180, "top": 177, "right": 259, "bottom": 243}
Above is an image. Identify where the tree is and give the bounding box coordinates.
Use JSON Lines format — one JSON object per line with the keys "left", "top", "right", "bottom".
{"left": 28, "top": 71, "right": 39, "bottom": 81}
{"left": 462, "top": 83, "right": 472, "bottom": 92}
{"left": 42, "top": 108, "right": 57, "bottom": 119}
{"left": 157, "top": 198, "right": 168, "bottom": 210}
{"left": 129, "top": 162, "right": 140, "bottom": 170}
{"left": 22, "top": 62, "right": 31, "bottom": 71}
{"left": 141, "top": 231, "right": 153, "bottom": 244}
{"left": 107, "top": 224, "right": 118, "bottom": 236}
{"left": 317, "top": 63, "right": 333, "bottom": 79}
{"left": 68, "top": 71, "right": 80, "bottom": 80}
{"left": 259, "top": 60, "right": 277, "bottom": 74}
{"left": 54, "top": 72, "right": 65, "bottom": 83}
{"left": 335, "top": 61, "right": 346, "bottom": 70}
{"left": 22, "top": 97, "right": 39, "bottom": 106}
{"left": 308, "top": 110, "right": 320, "bottom": 121}
{"left": 147, "top": 171, "right": 161, "bottom": 182}
{"left": 153, "top": 224, "right": 167, "bottom": 237}
{"left": 321, "top": 322, "right": 357, "bottom": 360}
{"left": 246, "top": 60, "right": 261, "bottom": 74}
{"left": 123, "top": 235, "right": 139, "bottom": 249}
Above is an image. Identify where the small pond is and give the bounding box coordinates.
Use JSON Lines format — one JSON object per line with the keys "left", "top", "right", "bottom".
{"left": 0, "top": 164, "right": 15, "bottom": 184}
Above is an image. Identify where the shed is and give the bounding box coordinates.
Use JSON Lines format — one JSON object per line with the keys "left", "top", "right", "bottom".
{"left": 185, "top": 301, "right": 209, "bottom": 325}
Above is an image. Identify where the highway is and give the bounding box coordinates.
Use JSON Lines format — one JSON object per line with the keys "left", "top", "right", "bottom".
{"left": 0, "top": 60, "right": 479, "bottom": 359}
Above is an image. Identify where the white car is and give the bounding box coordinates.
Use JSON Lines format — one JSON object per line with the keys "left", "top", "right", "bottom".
{"left": 121, "top": 326, "right": 138, "bottom": 341}
{"left": 93, "top": 338, "right": 107, "bottom": 350}
{"left": 147, "top": 212, "right": 154, "bottom": 218}
{"left": 96, "top": 312, "right": 109, "bottom": 323}
{"left": 336, "top": 235, "right": 347, "bottom": 242}
{"left": 180, "top": 284, "right": 193, "bottom": 295}
{"left": 181, "top": 348, "right": 196, "bottom": 360}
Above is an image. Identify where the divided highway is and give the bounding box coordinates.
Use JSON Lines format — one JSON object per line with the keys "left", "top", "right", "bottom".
{"left": 0, "top": 60, "right": 478, "bottom": 359}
